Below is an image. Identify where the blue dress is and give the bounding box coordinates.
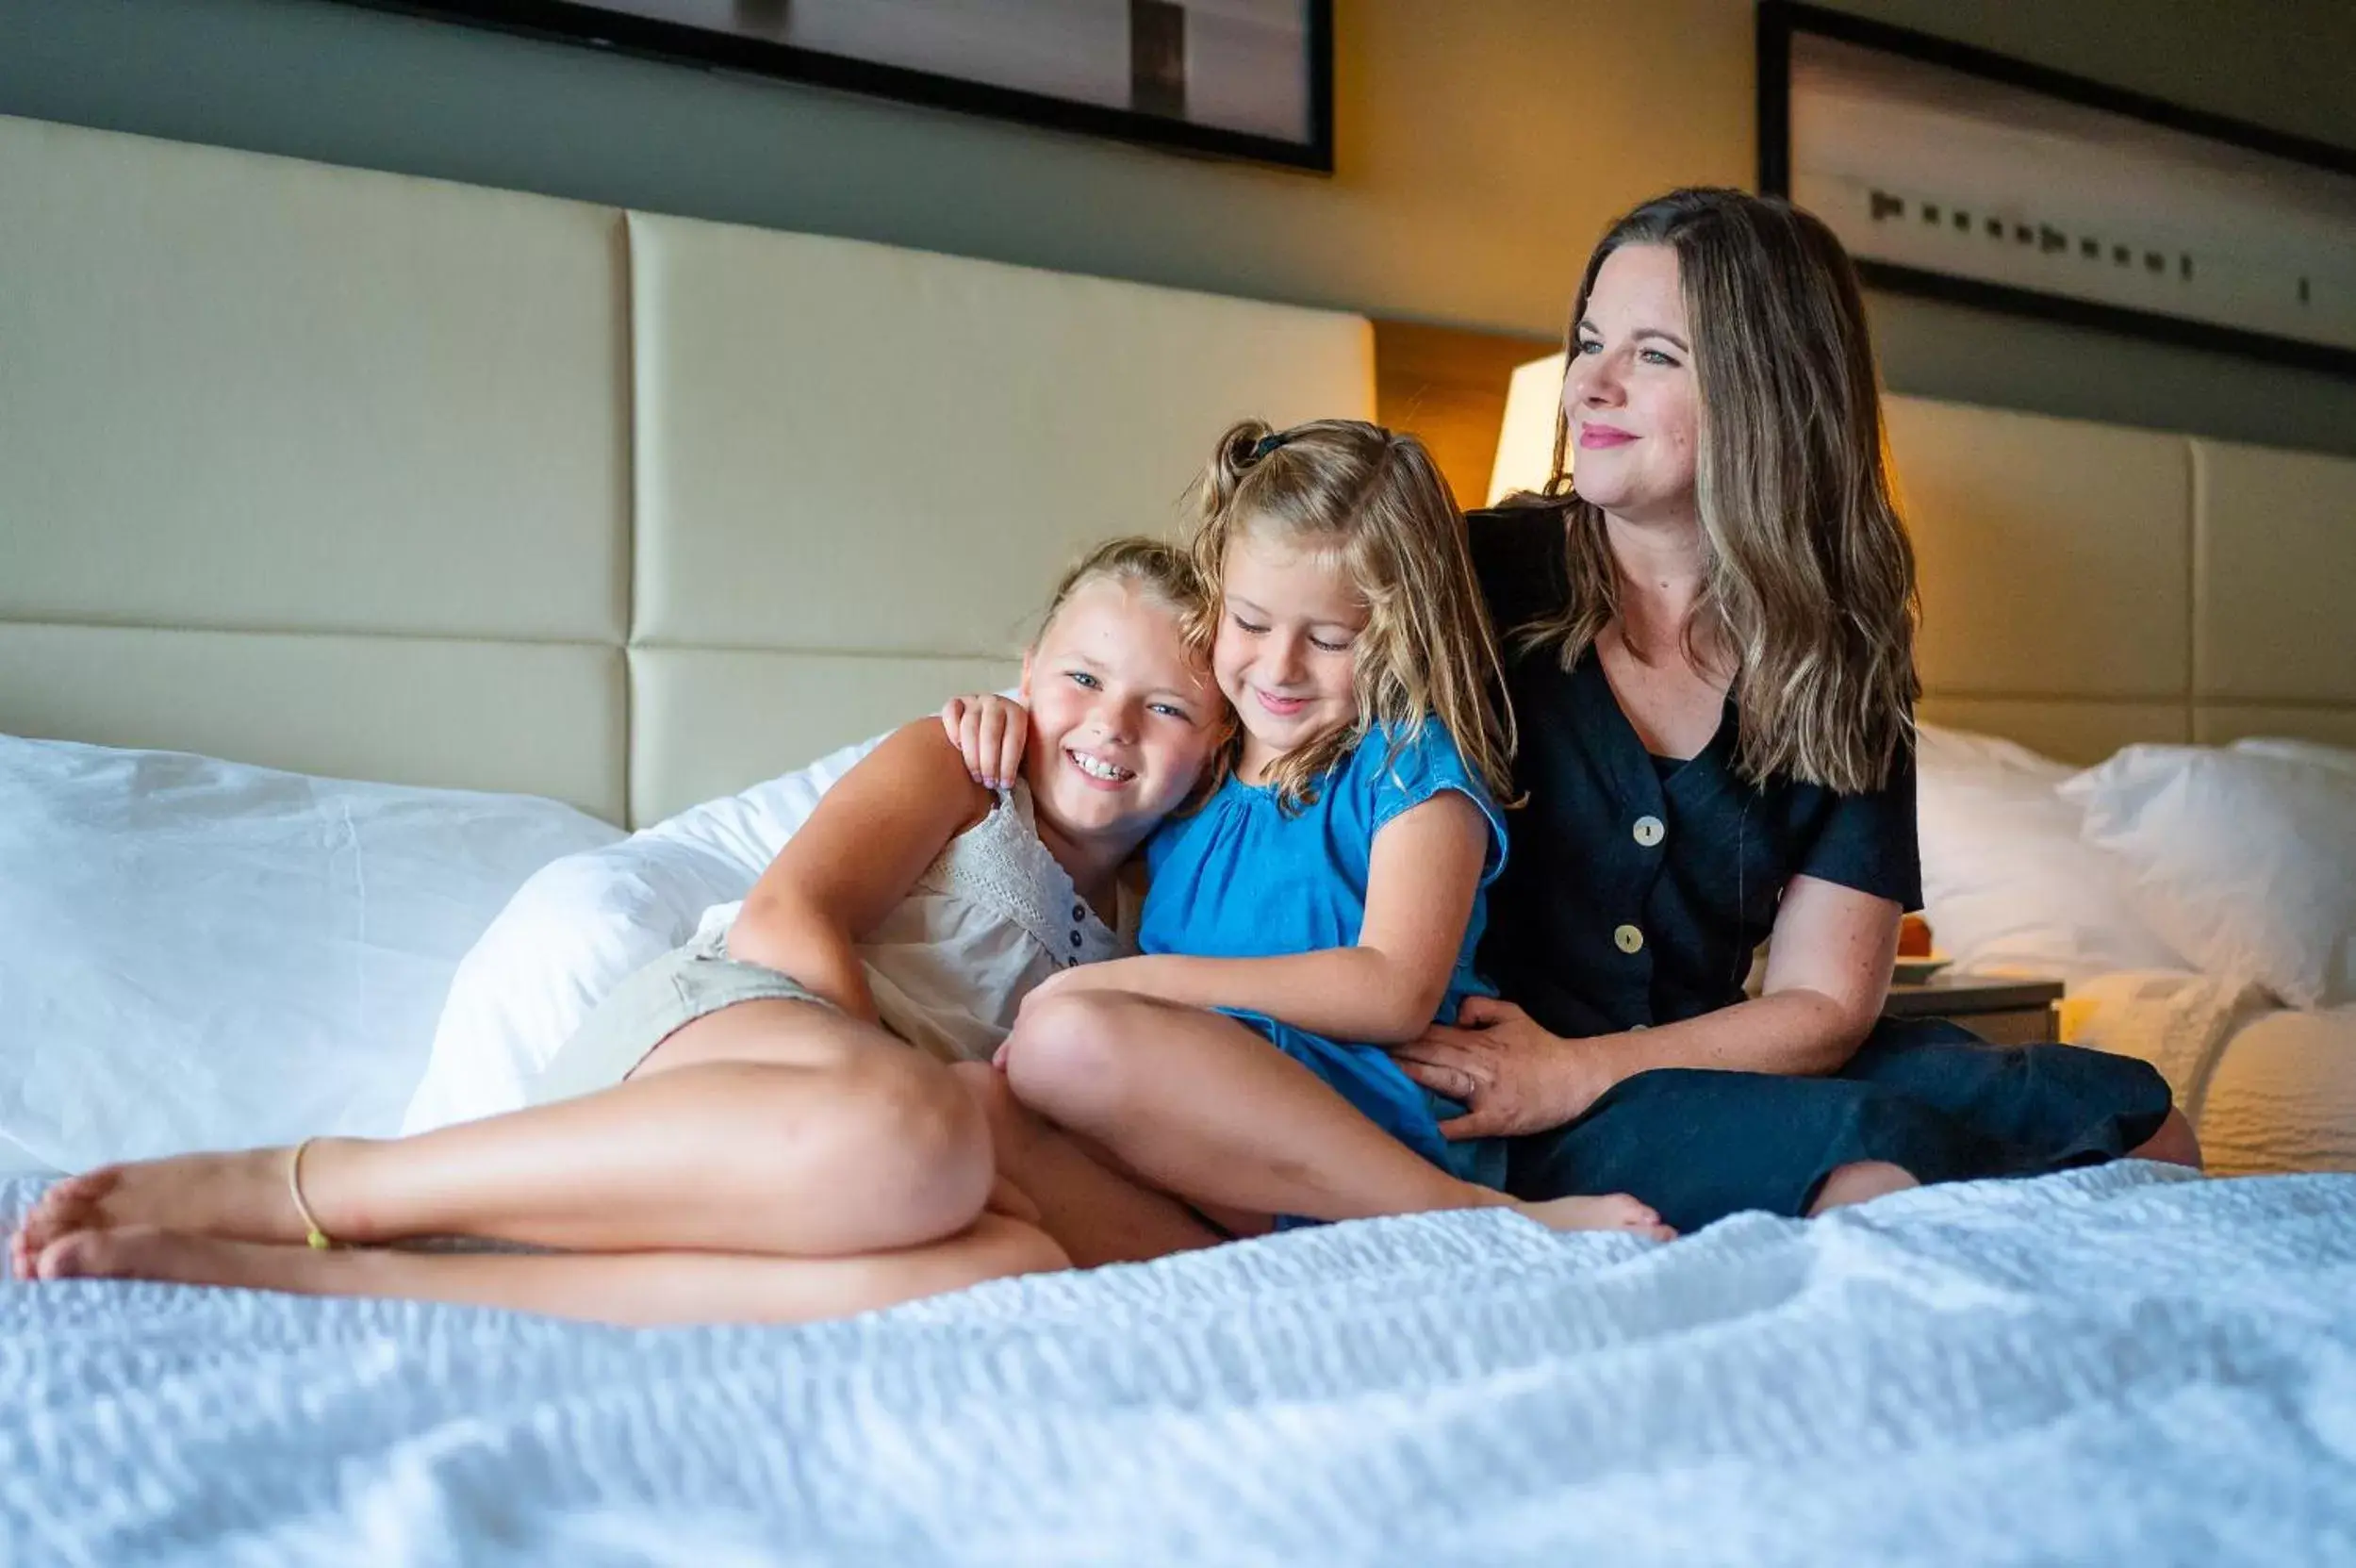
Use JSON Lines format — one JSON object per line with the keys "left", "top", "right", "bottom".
{"left": 1141, "top": 719, "right": 1510, "bottom": 1193}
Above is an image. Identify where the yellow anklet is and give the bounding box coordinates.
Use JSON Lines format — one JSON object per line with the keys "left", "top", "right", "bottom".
{"left": 287, "top": 1136, "right": 338, "bottom": 1250}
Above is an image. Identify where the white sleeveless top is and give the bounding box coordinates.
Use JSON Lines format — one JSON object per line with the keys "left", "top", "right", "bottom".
{"left": 694, "top": 784, "right": 1133, "bottom": 1064}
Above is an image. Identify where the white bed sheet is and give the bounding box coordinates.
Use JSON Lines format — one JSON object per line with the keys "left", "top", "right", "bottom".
{"left": 5, "top": 1164, "right": 2354, "bottom": 1566}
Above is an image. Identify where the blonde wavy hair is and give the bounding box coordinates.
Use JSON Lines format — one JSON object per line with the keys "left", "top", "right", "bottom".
{"left": 1517, "top": 188, "right": 1919, "bottom": 795}
{"left": 1190, "top": 419, "right": 1514, "bottom": 812}
{"left": 1037, "top": 534, "right": 1211, "bottom": 641}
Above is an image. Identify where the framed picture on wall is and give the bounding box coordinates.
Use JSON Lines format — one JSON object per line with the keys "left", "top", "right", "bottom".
{"left": 1757, "top": 1, "right": 2356, "bottom": 377}
{"left": 361, "top": 0, "right": 1334, "bottom": 173}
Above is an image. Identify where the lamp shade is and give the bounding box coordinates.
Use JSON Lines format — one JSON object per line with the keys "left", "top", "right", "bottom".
{"left": 1485, "top": 351, "right": 1569, "bottom": 505}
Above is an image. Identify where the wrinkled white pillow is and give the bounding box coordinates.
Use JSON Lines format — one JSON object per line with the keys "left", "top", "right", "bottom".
{"left": 1914, "top": 725, "right": 2183, "bottom": 981}
{"left": 0, "top": 734, "right": 621, "bottom": 1173}
{"left": 2063, "top": 745, "right": 2356, "bottom": 1009}
{"left": 401, "top": 732, "right": 885, "bottom": 1133}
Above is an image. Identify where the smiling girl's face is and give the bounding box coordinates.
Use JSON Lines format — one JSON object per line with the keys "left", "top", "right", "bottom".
{"left": 1563, "top": 242, "right": 1701, "bottom": 524}
{"left": 1019, "top": 575, "right": 1221, "bottom": 842}
{"left": 1210, "top": 527, "right": 1368, "bottom": 783}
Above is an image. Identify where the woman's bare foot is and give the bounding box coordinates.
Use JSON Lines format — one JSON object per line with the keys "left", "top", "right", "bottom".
{"left": 8, "top": 1145, "right": 331, "bottom": 1278}
{"left": 1516, "top": 1192, "right": 1675, "bottom": 1242}
{"left": 33, "top": 1224, "right": 341, "bottom": 1296}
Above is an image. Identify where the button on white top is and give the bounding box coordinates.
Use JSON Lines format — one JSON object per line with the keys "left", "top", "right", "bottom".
{"left": 1613, "top": 923, "right": 1645, "bottom": 954}
{"left": 1633, "top": 815, "right": 1665, "bottom": 848}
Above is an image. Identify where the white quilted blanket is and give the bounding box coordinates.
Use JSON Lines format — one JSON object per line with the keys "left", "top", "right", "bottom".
{"left": 6, "top": 1164, "right": 2354, "bottom": 1566}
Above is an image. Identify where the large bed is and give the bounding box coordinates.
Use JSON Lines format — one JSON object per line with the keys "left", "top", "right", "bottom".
{"left": 4, "top": 112, "right": 2354, "bottom": 1563}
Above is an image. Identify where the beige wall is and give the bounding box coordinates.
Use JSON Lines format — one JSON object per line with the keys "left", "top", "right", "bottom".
{"left": 3, "top": 0, "right": 2350, "bottom": 455}
{"left": 0, "top": 0, "right": 1751, "bottom": 335}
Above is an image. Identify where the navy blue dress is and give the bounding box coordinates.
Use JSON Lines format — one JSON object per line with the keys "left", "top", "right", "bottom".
{"left": 1468, "top": 505, "right": 2172, "bottom": 1233}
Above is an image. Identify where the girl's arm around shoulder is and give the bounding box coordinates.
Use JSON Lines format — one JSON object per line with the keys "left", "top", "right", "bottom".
{"left": 727, "top": 720, "right": 996, "bottom": 1019}
{"left": 1036, "top": 789, "right": 1490, "bottom": 1045}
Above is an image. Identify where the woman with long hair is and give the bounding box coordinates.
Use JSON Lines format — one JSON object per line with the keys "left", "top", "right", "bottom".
{"left": 1395, "top": 189, "right": 2196, "bottom": 1233}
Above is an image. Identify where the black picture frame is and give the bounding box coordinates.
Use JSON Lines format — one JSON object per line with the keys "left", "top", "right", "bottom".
{"left": 1758, "top": 1, "right": 2356, "bottom": 378}
{"left": 351, "top": 0, "right": 1335, "bottom": 173}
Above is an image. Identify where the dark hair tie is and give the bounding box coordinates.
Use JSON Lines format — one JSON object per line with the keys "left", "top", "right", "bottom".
{"left": 1250, "top": 431, "right": 1293, "bottom": 461}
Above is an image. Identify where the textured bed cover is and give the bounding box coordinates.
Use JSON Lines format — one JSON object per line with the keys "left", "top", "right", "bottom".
{"left": 4, "top": 1164, "right": 2353, "bottom": 1567}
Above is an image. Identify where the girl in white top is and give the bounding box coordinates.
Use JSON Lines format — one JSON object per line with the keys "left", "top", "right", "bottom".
{"left": 531, "top": 774, "right": 1143, "bottom": 1104}
{"left": 11, "top": 539, "right": 1226, "bottom": 1326}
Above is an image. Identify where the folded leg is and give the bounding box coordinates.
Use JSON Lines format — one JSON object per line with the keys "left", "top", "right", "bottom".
{"left": 1001, "top": 993, "right": 1668, "bottom": 1238}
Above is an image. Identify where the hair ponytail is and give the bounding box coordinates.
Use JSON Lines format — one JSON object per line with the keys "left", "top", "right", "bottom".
{"left": 1188, "top": 418, "right": 1515, "bottom": 813}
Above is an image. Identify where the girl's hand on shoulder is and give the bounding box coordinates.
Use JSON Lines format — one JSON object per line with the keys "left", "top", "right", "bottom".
{"left": 1394, "top": 996, "right": 1612, "bottom": 1138}
{"left": 940, "top": 693, "right": 1030, "bottom": 789}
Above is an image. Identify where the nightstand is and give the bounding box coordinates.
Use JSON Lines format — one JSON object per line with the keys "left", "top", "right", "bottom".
{"left": 1884, "top": 973, "right": 2065, "bottom": 1046}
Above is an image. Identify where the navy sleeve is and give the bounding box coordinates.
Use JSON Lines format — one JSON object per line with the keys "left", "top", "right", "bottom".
{"left": 1793, "top": 742, "right": 1924, "bottom": 911}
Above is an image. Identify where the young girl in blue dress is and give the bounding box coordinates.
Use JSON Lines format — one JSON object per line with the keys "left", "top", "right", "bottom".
{"left": 947, "top": 420, "right": 1668, "bottom": 1242}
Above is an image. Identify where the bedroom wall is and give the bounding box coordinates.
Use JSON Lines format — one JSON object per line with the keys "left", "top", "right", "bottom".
{"left": 2, "top": 0, "right": 2351, "bottom": 457}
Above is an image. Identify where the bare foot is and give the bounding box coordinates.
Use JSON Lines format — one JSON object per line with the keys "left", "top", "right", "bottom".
{"left": 35, "top": 1224, "right": 342, "bottom": 1296}
{"left": 1516, "top": 1192, "right": 1675, "bottom": 1243}
{"left": 8, "top": 1146, "right": 325, "bottom": 1278}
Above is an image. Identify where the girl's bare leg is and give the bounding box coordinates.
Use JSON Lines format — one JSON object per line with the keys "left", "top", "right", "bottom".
{"left": 11, "top": 1001, "right": 992, "bottom": 1271}
{"left": 948, "top": 1063, "right": 1224, "bottom": 1269}
{"left": 32, "top": 1215, "right": 1070, "bottom": 1328}
{"left": 1002, "top": 993, "right": 1671, "bottom": 1238}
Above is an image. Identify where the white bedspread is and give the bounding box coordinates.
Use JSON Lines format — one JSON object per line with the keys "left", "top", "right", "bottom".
{"left": 6, "top": 1165, "right": 2354, "bottom": 1566}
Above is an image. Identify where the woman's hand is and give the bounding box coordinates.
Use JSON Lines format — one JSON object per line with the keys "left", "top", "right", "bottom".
{"left": 1394, "top": 996, "right": 1615, "bottom": 1138}
{"left": 940, "top": 693, "right": 1030, "bottom": 788}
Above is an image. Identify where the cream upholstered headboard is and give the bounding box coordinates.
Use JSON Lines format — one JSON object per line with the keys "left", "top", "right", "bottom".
{"left": 0, "top": 114, "right": 1372, "bottom": 826}
{"left": 1891, "top": 399, "right": 2356, "bottom": 763}
{"left": 5, "top": 113, "right": 2348, "bottom": 817}
{"left": 0, "top": 114, "right": 633, "bottom": 817}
